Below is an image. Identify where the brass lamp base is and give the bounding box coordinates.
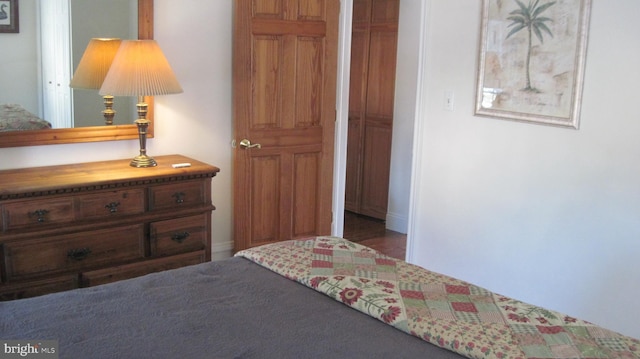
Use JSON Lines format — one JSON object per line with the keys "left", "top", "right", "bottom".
{"left": 130, "top": 100, "right": 156, "bottom": 168}
{"left": 102, "top": 95, "right": 116, "bottom": 125}
{"left": 130, "top": 155, "right": 157, "bottom": 168}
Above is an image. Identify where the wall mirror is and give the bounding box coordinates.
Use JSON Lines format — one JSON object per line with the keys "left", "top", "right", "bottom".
{"left": 0, "top": 0, "right": 153, "bottom": 148}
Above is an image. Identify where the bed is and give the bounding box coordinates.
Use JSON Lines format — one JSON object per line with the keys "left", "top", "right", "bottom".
{"left": 1, "top": 236, "right": 638, "bottom": 358}
{"left": 0, "top": 104, "right": 52, "bottom": 131}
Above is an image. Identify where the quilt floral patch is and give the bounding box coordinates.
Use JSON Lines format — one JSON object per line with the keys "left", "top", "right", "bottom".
{"left": 236, "top": 236, "right": 639, "bottom": 359}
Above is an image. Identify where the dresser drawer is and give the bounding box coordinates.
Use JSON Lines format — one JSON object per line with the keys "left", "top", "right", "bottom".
{"left": 81, "top": 251, "right": 206, "bottom": 287}
{"left": 3, "top": 224, "right": 145, "bottom": 280}
{"left": 76, "top": 189, "right": 145, "bottom": 220}
{"left": 1, "top": 198, "right": 74, "bottom": 231}
{"left": 0, "top": 275, "right": 78, "bottom": 300}
{"left": 150, "top": 214, "right": 208, "bottom": 256}
{"left": 148, "top": 181, "right": 208, "bottom": 211}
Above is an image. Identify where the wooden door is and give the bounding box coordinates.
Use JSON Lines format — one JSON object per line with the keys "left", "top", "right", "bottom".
{"left": 233, "top": 0, "right": 339, "bottom": 251}
{"left": 345, "top": 0, "right": 399, "bottom": 220}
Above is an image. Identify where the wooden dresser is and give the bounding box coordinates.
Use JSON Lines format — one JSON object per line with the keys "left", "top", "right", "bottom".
{"left": 0, "top": 154, "right": 219, "bottom": 300}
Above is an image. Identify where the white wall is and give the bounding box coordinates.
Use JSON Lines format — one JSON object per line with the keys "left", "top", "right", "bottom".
{"left": 387, "top": 0, "right": 422, "bottom": 233}
{"left": 0, "top": 0, "right": 39, "bottom": 114}
{"left": 408, "top": 0, "right": 640, "bottom": 338}
{"left": 153, "top": 0, "right": 234, "bottom": 257}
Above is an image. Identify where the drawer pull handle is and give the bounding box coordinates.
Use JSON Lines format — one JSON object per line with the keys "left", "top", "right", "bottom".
{"left": 67, "top": 248, "right": 92, "bottom": 261}
{"left": 171, "top": 232, "right": 190, "bottom": 243}
{"left": 172, "top": 192, "right": 186, "bottom": 204}
{"left": 30, "top": 209, "right": 50, "bottom": 223}
{"left": 105, "top": 202, "right": 120, "bottom": 213}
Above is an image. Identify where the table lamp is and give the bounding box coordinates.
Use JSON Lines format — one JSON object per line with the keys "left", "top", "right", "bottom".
{"left": 70, "top": 38, "right": 122, "bottom": 125}
{"left": 100, "top": 40, "right": 183, "bottom": 168}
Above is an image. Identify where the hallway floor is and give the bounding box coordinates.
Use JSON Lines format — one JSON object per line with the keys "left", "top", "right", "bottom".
{"left": 358, "top": 230, "right": 407, "bottom": 260}
{"left": 343, "top": 211, "right": 406, "bottom": 260}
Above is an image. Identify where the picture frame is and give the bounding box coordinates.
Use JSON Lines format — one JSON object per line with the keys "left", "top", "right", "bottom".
{"left": 0, "top": 0, "right": 19, "bottom": 33}
{"left": 475, "top": 0, "right": 591, "bottom": 129}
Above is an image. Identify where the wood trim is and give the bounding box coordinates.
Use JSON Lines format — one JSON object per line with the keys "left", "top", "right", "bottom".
{"left": 138, "top": 0, "right": 154, "bottom": 40}
{"left": 0, "top": 155, "right": 219, "bottom": 200}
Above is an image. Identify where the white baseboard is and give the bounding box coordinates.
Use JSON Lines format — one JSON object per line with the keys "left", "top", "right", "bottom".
{"left": 212, "top": 240, "right": 234, "bottom": 260}
{"left": 386, "top": 211, "right": 408, "bottom": 234}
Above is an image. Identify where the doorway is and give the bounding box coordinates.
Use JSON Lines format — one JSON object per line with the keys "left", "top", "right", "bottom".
{"left": 333, "top": 0, "right": 422, "bottom": 242}
{"left": 343, "top": 0, "right": 399, "bottom": 240}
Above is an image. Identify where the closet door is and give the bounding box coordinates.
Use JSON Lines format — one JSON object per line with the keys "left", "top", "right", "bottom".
{"left": 345, "top": 0, "right": 399, "bottom": 220}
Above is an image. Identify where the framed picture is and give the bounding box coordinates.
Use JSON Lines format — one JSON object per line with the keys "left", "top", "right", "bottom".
{"left": 475, "top": 0, "right": 591, "bottom": 129}
{"left": 0, "top": 0, "right": 19, "bottom": 33}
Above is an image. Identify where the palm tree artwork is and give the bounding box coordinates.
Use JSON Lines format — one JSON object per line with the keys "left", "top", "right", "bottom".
{"left": 505, "top": 0, "right": 556, "bottom": 93}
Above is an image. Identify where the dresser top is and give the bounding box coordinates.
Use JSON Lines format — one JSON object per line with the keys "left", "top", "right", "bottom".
{"left": 0, "top": 155, "right": 220, "bottom": 200}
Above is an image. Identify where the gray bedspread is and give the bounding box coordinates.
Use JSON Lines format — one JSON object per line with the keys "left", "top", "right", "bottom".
{"left": 1, "top": 257, "right": 464, "bottom": 358}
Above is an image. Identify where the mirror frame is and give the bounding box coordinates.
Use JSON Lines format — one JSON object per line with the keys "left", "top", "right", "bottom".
{"left": 0, "top": 0, "right": 154, "bottom": 148}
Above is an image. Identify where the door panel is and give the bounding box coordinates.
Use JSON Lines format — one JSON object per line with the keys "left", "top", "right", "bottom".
{"left": 234, "top": 0, "right": 338, "bottom": 251}
{"left": 252, "top": 36, "right": 282, "bottom": 128}
{"left": 361, "top": 118, "right": 393, "bottom": 218}
{"left": 293, "top": 152, "right": 320, "bottom": 236}
{"left": 348, "top": 31, "right": 367, "bottom": 114}
{"left": 372, "top": 0, "right": 400, "bottom": 22}
{"left": 250, "top": 155, "right": 281, "bottom": 243}
{"left": 366, "top": 31, "right": 398, "bottom": 117}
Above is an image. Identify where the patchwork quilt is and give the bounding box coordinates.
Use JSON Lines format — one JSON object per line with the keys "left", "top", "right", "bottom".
{"left": 236, "top": 236, "right": 640, "bottom": 359}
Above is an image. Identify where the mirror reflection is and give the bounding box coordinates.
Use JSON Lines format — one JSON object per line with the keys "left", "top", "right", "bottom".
{"left": 0, "top": 0, "right": 137, "bottom": 133}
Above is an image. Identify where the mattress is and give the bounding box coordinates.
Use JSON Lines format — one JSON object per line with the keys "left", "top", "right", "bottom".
{"left": 0, "top": 254, "right": 462, "bottom": 358}
{"left": 2, "top": 236, "right": 638, "bottom": 359}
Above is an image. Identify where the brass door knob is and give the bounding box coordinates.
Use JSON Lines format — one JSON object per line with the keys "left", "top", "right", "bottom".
{"left": 239, "top": 139, "right": 261, "bottom": 149}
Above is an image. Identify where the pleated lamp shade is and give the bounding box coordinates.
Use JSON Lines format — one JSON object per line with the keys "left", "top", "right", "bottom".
{"left": 70, "top": 38, "right": 122, "bottom": 89}
{"left": 99, "top": 40, "right": 183, "bottom": 97}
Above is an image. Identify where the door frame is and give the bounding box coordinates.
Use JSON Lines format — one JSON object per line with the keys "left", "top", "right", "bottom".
{"left": 331, "top": 0, "right": 354, "bottom": 237}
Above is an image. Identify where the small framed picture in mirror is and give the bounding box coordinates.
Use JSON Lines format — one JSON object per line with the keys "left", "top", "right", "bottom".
{"left": 0, "top": 0, "right": 19, "bottom": 34}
